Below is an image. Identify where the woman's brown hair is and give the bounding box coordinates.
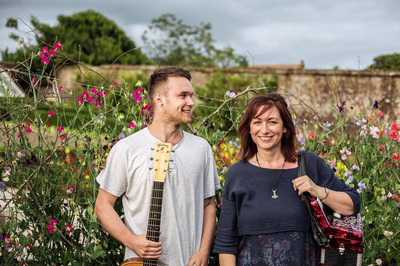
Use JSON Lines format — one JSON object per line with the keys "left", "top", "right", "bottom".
{"left": 238, "top": 93, "right": 298, "bottom": 163}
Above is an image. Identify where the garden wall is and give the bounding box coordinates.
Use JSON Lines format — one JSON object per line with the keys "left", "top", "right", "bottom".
{"left": 56, "top": 65, "right": 400, "bottom": 124}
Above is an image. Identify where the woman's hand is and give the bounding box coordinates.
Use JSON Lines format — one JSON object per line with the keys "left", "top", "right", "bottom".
{"left": 292, "top": 175, "right": 326, "bottom": 198}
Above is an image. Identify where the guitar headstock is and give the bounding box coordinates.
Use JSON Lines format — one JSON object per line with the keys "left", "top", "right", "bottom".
{"left": 152, "top": 142, "right": 172, "bottom": 181}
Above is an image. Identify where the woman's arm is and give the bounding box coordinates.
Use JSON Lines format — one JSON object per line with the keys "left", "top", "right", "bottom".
{"left": 219, "top": 254, "right": 236, "bottom": 266}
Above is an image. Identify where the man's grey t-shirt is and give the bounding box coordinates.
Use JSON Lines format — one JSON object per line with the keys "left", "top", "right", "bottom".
{"left": 97, "top": 128, "right": 220, "bottom": 265}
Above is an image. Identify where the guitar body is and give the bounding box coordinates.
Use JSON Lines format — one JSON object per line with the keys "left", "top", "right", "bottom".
{"left": 120, "top": 257, "right": 158, "bottom": 266}
{"left": 120, "top": 257, "right": 143, "bottom": 265}
{"left": 120, "top": 142, "right": 172, "bottom": 266}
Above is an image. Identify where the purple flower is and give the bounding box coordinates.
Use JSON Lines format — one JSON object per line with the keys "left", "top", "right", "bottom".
{"left": 285, "top": 98, "right": 290, "bottom": 108}
{"left": 226, "top": 91, "right": 236, "bottom": 98}
{"left": 324, "top": 121, "right": 332, "bottom": 131}
{"left": 373, "top": 100, "right": 379, "bottom": 109}
{"left": 118, "top": 132, "right": 126, "bottom": 139}
{"left": 381, "top": 195, "right": 387, "bottom": 201}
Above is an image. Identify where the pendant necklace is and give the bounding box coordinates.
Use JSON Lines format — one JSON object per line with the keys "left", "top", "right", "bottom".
{"left": 255, "top": 153, "right": 286, "bottom": 199}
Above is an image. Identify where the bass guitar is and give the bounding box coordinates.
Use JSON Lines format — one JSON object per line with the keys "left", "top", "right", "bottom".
{"left": 121, "top": 142, "right": 172, "bottom": 266}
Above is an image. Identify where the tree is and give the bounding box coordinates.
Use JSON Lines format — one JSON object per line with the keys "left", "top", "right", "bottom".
{"left": 368, "top": 53, "right": 400, "bottom": 71}
{"left": 2, "top": 10, "right": 151, "bottom": 66}
{"left": 142, "top": 13, "right": 248, "bottom": 68}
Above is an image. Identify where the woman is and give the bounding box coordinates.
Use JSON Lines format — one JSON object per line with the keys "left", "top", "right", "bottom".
{"left": 213, "top": 93, "right": 360, "bottom": 265}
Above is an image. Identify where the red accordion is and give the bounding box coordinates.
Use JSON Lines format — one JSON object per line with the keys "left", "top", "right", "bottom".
{"left": 310, "top": 197, "right": 364, "bottom": 266}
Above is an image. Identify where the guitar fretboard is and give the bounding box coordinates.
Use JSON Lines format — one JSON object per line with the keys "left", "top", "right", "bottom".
{"left": 144, "top": 180, "right": 164, "bottom": 266}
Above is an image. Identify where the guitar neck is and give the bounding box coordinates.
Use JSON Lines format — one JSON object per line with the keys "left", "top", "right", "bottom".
{"left": 146, "top": 180, "right": 164, "bottom": 242}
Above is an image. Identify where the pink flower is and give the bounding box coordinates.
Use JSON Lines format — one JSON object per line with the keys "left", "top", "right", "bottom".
{"left": 114, "top": 82, "right": 118, "bottom": 86}
{"left": 32, "top": 77, "right": 39, "bottom": 88}
{"left": 17, "top": 134, "right": 21, "bottom": 139}
{"left": 46, "top": 224, "right": 55, "bottom": 234}
{"left": 49, "top": 49, "right": 56, "bottom": 57}
{"left": 89, "top": 88, "right": 99, "bottom": 96}
{"left": 378, "top": 111, "right": 383, "bottom": 116}
{"left": 376, "top": 259, "right": 382, "bottom": 265}
{"left": 58, "top": 86, "right": 63, "bottom": 91}
{"left": 128, "top": 122, "right": 135, "bottom": 129}
{"left": 65, "top": 224, "right": 74, "bottom": 236}
{"left": 60, "top": 134, "right": 67, "bottom": 140}
{"left": 57, "top": 126, "right": 64, "bottom": 133}
{"left": 51, "top": 219, "right": 58, "bottom": 226}
{"left": 132, "top": 87, "right": 143, "bottom": 103}
{"left": 77, "top": 97, "right": 84, "bottom": 104}
{"left": 40, "top": 53, "right": 49, "bottom": 64}
{"left": 46, "top": 123, "right": 50, "bottom": 128}
{"left": 82, "top": 90, "right": 89, "bottom": 99}
{"left": 101, "top": 91, "right": 108, "bottom": 97}
{"left": 24, "top": 243, "right": 32, "bottom": 249}
{"left": 48, "top": 110, "right": 54, "bottom": 117}
{"left": 42, "top": 46, "right": 49, "bottom": 55}
{"left": 54, "top": 42, "right": 63, "bottom": 51}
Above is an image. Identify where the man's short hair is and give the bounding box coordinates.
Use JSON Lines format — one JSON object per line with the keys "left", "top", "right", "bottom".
{"left": 147, "top": 67, "right": 192, "bottom": 104}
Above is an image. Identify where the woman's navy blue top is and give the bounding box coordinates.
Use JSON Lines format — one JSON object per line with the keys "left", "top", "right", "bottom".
{"left": 213, "top": 151, "right": 360, "bottom": 255}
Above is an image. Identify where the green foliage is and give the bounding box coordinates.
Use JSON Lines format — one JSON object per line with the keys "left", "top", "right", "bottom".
{"left": 368, "top": 53, "right": 400, "bottom": 71}
{"left": 192, "top": 71, "right": 277, "bottom": 134}
{"left": 2, "top": 10, "right": 151, "bottom": 66}
{"left": 142, "top": 13, "right": 248, "bottom": 68}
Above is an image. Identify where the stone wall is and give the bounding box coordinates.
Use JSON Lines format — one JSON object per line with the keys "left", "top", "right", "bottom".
{"left": 57, "top": 65, "right": 400, "bottom": 124}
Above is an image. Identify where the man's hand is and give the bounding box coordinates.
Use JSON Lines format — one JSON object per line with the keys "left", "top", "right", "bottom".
{"left": 130, "top": 233, "right": 163, "bottom": 259}
{"left": 187, "top": 249, "right": 209, "bottom": 266}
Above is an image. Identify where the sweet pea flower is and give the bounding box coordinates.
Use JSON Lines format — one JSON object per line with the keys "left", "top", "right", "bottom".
{"left": 324, "top": 121, "right": 332, "bottom": 131}
{"left": 40, "top": 53, "right": 49, "bottom": 64}
{"left": 32, "top": 77, "right": 39, "bottom": 88}
{"left": 54, "top": 42, "right": 63, "bottom": 51}
{"left": 77, "top": 97, "right": 84, "bottom": 104}
{"left": 57, "top": 126, "right": 64, "bottom": 133}
{"left": 128, "top": 122, "right": 135, "bottom": 129}
{"left": 285, "top": 98, "right": 290, "bottom": 108}
{"left": 65, "top": 224, "right": 74, "bottom": 236}
{"left": 226, "top": 90, "right": 236, "bottom": 98}
{"left": 48, "top": 110, "right": 54, "bottom": 117}
{"left": 60, "top": 134, "right": 67, "bottom": 140}
{"left": 49, "top": 49, "right": 56, "bottom": 57}
{"left": 370, "top": 126, "right": 379, "bottom": 138}
{"left": 376, "top": 259, "right": 382, "bottom": 265}
{"left": 58, "top": 86, "right": 63, "bottom": 91}
{"left": 101, "top": 91, "right": 108, "bottom": 97}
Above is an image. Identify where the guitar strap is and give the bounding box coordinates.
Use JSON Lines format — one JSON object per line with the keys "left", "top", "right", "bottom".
{"left": 298, "top": 150, "right": 329, "bottom": 247}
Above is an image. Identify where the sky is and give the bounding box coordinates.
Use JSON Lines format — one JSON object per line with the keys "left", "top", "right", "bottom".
{"left": 0, "top": 0, "right": 399, "bottom": 70}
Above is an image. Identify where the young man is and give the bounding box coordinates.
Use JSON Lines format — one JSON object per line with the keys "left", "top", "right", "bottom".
{"left": 95, "top": 67, "right": 220, "bottom": 266}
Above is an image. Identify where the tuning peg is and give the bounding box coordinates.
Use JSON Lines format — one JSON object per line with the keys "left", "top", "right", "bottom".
{"left": 168, "top": 169, "right": 172, "bottom": 172}
{"left": 169, "top": 159, "right": 174, "bottom": 162}
{"left": 171, "top": 150, "right": 175, "bottom": 153}
{"left": 151, "top": 148, "right": 154, "bottom": 150}
{"left": 150, "top": 157, "right": 154, "bottom": 161}
{"left": 149, "top": 167, "right": 153, "bottom": 170}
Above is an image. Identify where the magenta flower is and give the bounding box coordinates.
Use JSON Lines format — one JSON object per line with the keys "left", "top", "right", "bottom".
{"left": 101, "top": 91, "right": 108, "bottom": 97}
{"left": 77, "top": 97, "right": 84, "bottom": 104}
{"left": 32, "top": 77, "right": 39, "bottom": 88}
{"left": 46, "top": 123, "right": 50, "bottom": 128}
{"left": 65, "top": 224, "right": 74, "bottom": 236}
{"left": 114, "top": 82, "right": 118, "bottom": 86}
{"left": 57, "top": 126, "right": 64, "bottom": 133}
{"left": 58, "top": 86, "right": 63, "bottom": 91}
{"left": 42, "top": 46, "right": 49, "bottom": 55}
{"left": 60, "top": 134, "right": 67, "bottom": 140}
{"left": 46, "top": 224, "right": 55, "bottom": 234}
{"left": 49, "top": 49, "right": 56, "bottom": 57}
{"left": 82, "top": 90, "right": 89, "bottom": 99}
{"left": 128, "top": 122, "right": 135, "bottom": 129}
{"left": 48, "top": 110, "right": 54, "bottom": 117}
{"left": 132, "top": 87, "right": 143, "bottom": 103}
{"left": 89, "top": 88, "right": 99, "bottom": 96}
{"left": 51, "top": 219, "right": 57, "bottom": 226}
{"left": 40, "top": 53, "right": 49, "bottom": 64}
{"left": 54, "top": 42, "right": 63, "bottom": 51}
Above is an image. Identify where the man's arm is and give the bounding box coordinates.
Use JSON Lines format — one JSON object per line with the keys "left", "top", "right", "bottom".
{"left": 187, "top": 196, "right": 216, "bottom": 266}
{"left": 94, "top": 188, "right": 163, "bottom": 258}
